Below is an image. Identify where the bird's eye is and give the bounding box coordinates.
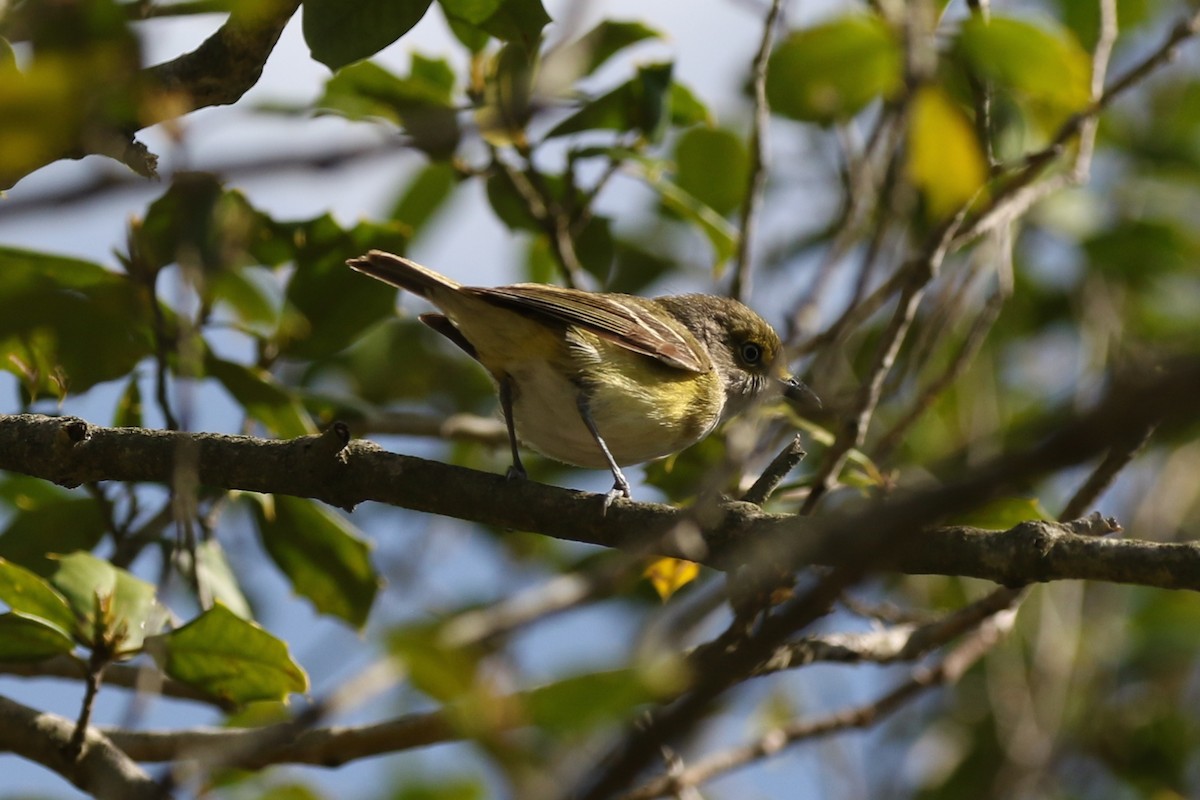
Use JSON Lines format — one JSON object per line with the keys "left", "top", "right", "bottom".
{"left": 739, "top": 341, "right": 763, "bottom": 365}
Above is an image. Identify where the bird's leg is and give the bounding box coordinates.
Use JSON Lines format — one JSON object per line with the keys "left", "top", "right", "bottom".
{"left": 576, "top": 392, "right": 631, "bottom": 509}
{"left": 498, "top": 376, "right": 527, "bottom": 481}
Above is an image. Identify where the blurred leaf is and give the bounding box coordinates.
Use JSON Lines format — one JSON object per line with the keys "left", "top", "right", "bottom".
{"left": 438, "top": 0, "right": 503, "bottom": 25}
{"left": 0, "top": 499, "right": 108, "bottom": 575}
{"left": 947, "top": 496, "right": 1052, "bottom": 530}
{"left": 254, "top": 496, "right": 380, "bottom": 630}
{"left": 957, "top": 16, "right": 1091, "bottom": 117}
{"left": 278, "top": 214, "right": 409, "bottom": 359}
{"left": 112, "top": 373, "right": 143, "bottom": 428}
{"left": 485, "top": 169, "right": 543, "bottom": 232}
{"left": 318, "top": 58, "right": 459, "bottom": 157}
{"left": 1054, "top": 0, "right": 1156, "bottom": 49}
{"left": 652, "top": 173, "right": 737, "bottom": 270}
{"left": 388, "top": 778, "right": 486, "bottom": 800}
{"left": 907, "top": 86, "right": 987, "bottom": 219}
{"left": 576, "top": 215, "right": 615, "bottom": 283}
{"left": 475, "top": 41, "right": 539, "bottom": 145}
{"left": 48, "top": 552, "right": 162, "bottom": 652}
{"left": 0, "top": 557, "right": 77, "bottom": 634}
{"left": 390, "top": 161, "right": 459, "bottom": 236}
{"left": 0, "top": 475, "right": 75, "bottom": 514}
{"left": 547, "top": 62, "right": 674, "bottom": 141}
{"left": 609, "top": 238, "right": 675, "bottom": 294}
{"left": 524, "top": 665, "right": 685, "bottom": 733}
{"left": 555, "top": 20, "right": 662, "bottom": 79}
{"left": 390, "top": 623, "right": 483, "bottom": 704}
{"left": 0, "top": 247, "right": 152, "bottom": 396}
{"left": 0, "top": 612, "right": 76, "bottom": 661}
{"left": 474, "top": 0, "right": 550, "bottom": 48}
{"left": 258, "top": 783, "right": 327, "bottom": 800}
{"left": 669, "top": 81, "right": 711, "bottom": 127}
{"left": 643, "top": 557, "right": 699, "bottom": 601}
{"left": 205, "top": 354, "right": 316, "bottom": 438}
{"left": 303, "top": 0, "right": 435, "bottom": 71}
{"left": 208, "top": 268, "right": 280, "bottom": 332}
{"left": 151, "top": 603, "right": 308, "bottom": 705}
{"left": 1083, "top": 219, "right": 1200, "bottom": 285}
{"left": 194, "top": 540, "right": 253, "bottom": 620}
{"left": 674, "top": 127, "right": 749, "bottom": 216}
{"left": 767, "top": 15, "right": 902, "bottom": 123}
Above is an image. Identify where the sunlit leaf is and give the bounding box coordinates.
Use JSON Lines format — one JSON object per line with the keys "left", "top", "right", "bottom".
{"left": 767, "top": 15, "right": 902, "bottom": 123}
{"left": 958, "top": 16, "right": 1091, "bottom": 116}
{"left": 0, "top": 248, "right": 152, "bottom": 396}
{"left": 254, "top": 496, "right": 380, "bottom": 629}
{"left": 0, "top": 612, "right": 76, "bottom": 661}
{"left": 193, "top": 540, "right": 253, "bottom": 620}
{"left": 906, "top": 86, "right": 988, "bottom": 219}
{"left": 674, "top": 127, "right": 749, "bottom": 216}
{"left": 151, "top": 603, "right": 309, "bottom": 705}
{"left": 551, "top": 19, "right": 662, "bottom": 79}
{"left": 48, "top": 552, "right": 162, "bottom": 653}
{"left": 0, "top": 558, "right": 77, "bottom": 634}
{"left": 643, "top": 557, "right": 700, "bottom": 601}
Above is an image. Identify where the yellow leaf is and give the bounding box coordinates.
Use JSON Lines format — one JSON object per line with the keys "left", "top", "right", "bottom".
{"left": 643, "top": 557, "right": 699, "bottom": 601}
{"left": 906, "top": 86, "right": 987, "bottom": 220}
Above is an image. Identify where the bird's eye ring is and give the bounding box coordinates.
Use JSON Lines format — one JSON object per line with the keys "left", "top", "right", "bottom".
{"left": 739, "top": 341, "right": 763, "bottom": 365}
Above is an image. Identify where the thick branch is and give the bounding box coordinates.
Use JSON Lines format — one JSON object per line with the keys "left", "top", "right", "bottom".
{"left": 0, "top": 693, "right": 164, "bottom": 800}
{"left": 1, "top": 355, "right": 1198, "bottom": 590}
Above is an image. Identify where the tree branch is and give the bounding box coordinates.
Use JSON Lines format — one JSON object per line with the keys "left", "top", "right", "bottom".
{"left": 0, "top": 693, "right": 164, "bottom": 800}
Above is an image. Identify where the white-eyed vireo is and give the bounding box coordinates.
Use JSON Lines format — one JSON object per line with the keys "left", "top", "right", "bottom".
{"left": 347, "top": 250, "right": 819, "bottom": 503}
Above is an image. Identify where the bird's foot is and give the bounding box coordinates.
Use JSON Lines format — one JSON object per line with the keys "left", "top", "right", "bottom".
{"left": 505, "top": 463, "right": 528, "bottom": 482}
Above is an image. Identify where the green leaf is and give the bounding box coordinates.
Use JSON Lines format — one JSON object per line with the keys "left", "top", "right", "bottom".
{"left": 0, "top": 247, "right": 152, "bottom": 396}
{"left": 674, "top": 127, "right": 749, "bottom": 216}
{"left": 254, "top": 496, "right": 380, "bottom": 630}
{"left": 957, "top": 16, "right": 1091, "bottom": 116}
{"left": 303, "top": 0, "right": 435, "bottom": 71}
{"left": 318, "top": 59, "right": 459, "bottom": 157}
{"left": 208, "top": 267, "right": 280, "bottom": 331}
{"left": 949, "top": 496, "right": 1053, "bottom": 530}
{"left": 0, "top": 612, "right": 76, "bottom": 661}
{"left": 389, "top": 162, "right": 459, "bottom": 236}
{"left": 0, "top": 558, "right": 77, "bottom": 634}
{"left": 438, "top": 0, "right": 503, "bottom": 25}
{"left": 652, "top": 173, "right": 737, "bottom": 269}
{"left": 0, "top": 498, "right": 107, "bottom": 574}
{"left": 767, "top": 15, "right": 902, "bottom": 123}
{"left": 205, "top": 354, "right": 316, "bottom": 438}
{"left": 473, "top": 0, "right": 550, "bottom": 48}
{"left": 112, "top": 373, "right": 143, "bottom": 428}
{"left": 390, "top": 623, "right": 482, "bottom": 703}
{"left": 278, "top": 214, "right": 408, "bottom": 359}
{"left": 906, "top": 86, "right": 987, "bottom": 219}
{"left": 547, "top": 62, "right": 674, "bottom": 141}
{"left": 524, "top": 668, "right": 667, "bottom": 733}
{"left": 559, "top": 20, "right": 661, "bottom": 78}
{"left": 48, "top": 552, "right": 161, "bottom": 652}
{"left": 668, "top": 81, "right": 711, "bottom": 127}
{"left": 151, "top": 603, "right": 308, "bottom": 705}
{"left": 193, "top": 540, "right": 253, "bottom": 620}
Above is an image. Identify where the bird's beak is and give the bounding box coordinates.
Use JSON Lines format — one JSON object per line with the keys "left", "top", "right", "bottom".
{"left": 780, "top": 376, "right": 821, "bottom": 412}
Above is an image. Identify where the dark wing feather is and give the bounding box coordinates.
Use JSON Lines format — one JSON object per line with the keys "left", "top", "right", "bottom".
{"left": 469, "top": 284, "right": 709, "bottom": 373}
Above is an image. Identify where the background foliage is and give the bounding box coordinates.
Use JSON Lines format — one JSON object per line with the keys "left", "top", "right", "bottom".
{"left": 1, "top": 0, "right": 1200, "bottom": 798}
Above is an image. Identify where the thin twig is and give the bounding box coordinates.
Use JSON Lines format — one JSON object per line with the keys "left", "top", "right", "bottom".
{"left": 741, "top": 434, "right": 806, "bottom": 506}
{"left": 729, "top": 0, "right": 786, "bottom": 302}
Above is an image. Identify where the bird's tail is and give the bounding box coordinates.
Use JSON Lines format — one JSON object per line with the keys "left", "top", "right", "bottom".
{"left": 346, "top": 250, "right": 461, "bottom": 299}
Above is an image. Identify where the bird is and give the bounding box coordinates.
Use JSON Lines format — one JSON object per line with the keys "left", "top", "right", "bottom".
{"left": 347, "top": 249, "right": 819, "bottom": 505}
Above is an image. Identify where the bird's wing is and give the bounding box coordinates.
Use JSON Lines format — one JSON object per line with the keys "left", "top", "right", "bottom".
{"left": 470, "top": 284, "right": 709, "bottom": 373}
